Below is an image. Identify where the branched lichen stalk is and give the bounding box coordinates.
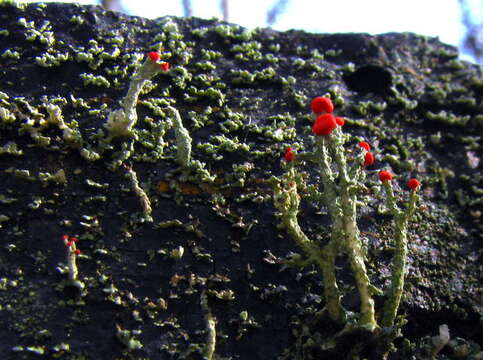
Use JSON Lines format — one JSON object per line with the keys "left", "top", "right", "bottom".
{"left": 275, "top": 96, "right": 420, "bottom": 337}
{"left": 381, "top": 182, "right": 419, "bottom": 328}
{"left": 313, "top": 138, "right": 348, "bottom": 323}
{"left": 273, "top": 168, "right": 346, "bottom": 323}
{"left": 325, "top": 131, "right": 377, "bottom": 330}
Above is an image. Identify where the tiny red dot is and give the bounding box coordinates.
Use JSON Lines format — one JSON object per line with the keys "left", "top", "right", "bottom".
{"left": 148, "top": 51, "right": 160, "bottom": 62}
{"left": 358, "top": 141, "right": 371, "bottom": 151}
{"left": 364, "top": 152, "right": 375, "bottom": 166}
{"left": 407, "top": 178, "right": 421, "bottom": 190}
{"left": 284, "top": 147, "right": 295, "bottom": 162}
{"left": 160, "top": 62, "right": 170, "bottom": 71}
{"left": 379, "top": 170, "right": 393, "bottom": 182}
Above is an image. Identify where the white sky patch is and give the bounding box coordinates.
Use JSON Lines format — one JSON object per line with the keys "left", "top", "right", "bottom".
{"left": 20, "top": 0, "right": 471, "bottom": 47}
{"left": 272, "top": 0, "right": 465, "bottom": 46}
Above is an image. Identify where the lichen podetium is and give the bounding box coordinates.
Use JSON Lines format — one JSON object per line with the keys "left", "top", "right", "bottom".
{"left": 105, "top": 51, "right": 171, "bottom": 142}
{"left": 380, "top": 174, "right": 420, "bottom": 328}
{"left": 273, "top": 96, "right": 420, "bottom": 332}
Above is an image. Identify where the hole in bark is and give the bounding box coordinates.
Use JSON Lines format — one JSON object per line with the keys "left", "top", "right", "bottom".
{"left": 343, "top": 65, "right": 392, "bottom": 96}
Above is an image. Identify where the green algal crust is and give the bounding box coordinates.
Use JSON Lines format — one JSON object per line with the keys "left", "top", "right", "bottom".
{"left": 38, "top": 169, "right": 67, "bottom": 186}
{"left": 0, "top": 141, "right": 22, "bottom": 156}
{"left": 0, "top": 105, "right": 16, "bottom": 123}
{"left": 1, "top": 99, "right": 90, "bottom": 157}
{"left": 115, "top": 324, "right": 143, "bottom": 350}
{"left": 44, "top": 104, "right": 83, "bottom": 148}
{"left": 0, "top": 215, "right": 11, "bottom": 228}
{"left": 17, "top": 17, "right": 55, "bottom": 47}
{"left": 380, "top": 181, "right": 419, "bottom": 328}
{"left": 228, "top": 162, "right": 254, "bottom": 187}
{"left": 75, "top": 39, "right": 111, "bottom": 70}
{"left": 80, "top": 73, "right": 111, "bottom": 88}
{"left": 12, "top": 346, "right": 45, "bottom": 355}
{"left": 5, "top": 167, "right": 34, "bottom": 180}
{"left": 230, "top": 67, "right": 277, "bottom": 85}
{"left": 35, "top": 51, "right": 69, "bottom": 67}
{"left": 69, "top": 15, "right": 84, "bottom": 25}
{"left": 425, "top": 110, "right": 471, "bottom": 126}
{"left": 1, "top": 49, "right": 21, "bottom": 60}
{"left": 231, "top": 41, "right": 263, "bottom": 61}
{"left": 201, "top": 49, "right": 223, "bottom": 60}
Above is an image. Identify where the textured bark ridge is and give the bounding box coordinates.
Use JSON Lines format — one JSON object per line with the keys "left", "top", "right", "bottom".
{"left": 0, "top": 2, "right": 481, "bottom": 359}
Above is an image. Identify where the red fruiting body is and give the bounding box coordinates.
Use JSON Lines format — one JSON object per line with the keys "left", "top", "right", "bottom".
{"left": 71, "top": 237, "right": 79, "bottom": 242}
{"left": 364, "top": 152, "right": 375, "bottom": 166}
{"left": 66, "top": 240, "right": 74, "bottom": 247}
{"left": 310, "top": 96, "right": 334, "bottom": 113}
{"left": 312, "top": 114, "right": 337, "bottom": 136}
{"left": 284, "top": 147, "right": 295, "bottom": 162}
{"left": 379, "top": 170, "right": 393, "bottom": 182}
{"left": 74, "top": 249, "right": 81, "bottom": 256}
{"left": 148, "top": 51, "right": 160, "bottom": 62}
{"left": 62, "top": 234, "right": 69, "bottom": 242}
{"left": 407, "top": 178, "right": 421, "bottom": 190}
{"left": 160, "top": 62, "right": 170, "bottom": 71}
{"left": 358, "top": 141, "right": 371, "bottom": 151}
{"left": 335, "top": 117, "right": 345, "bottom": 126}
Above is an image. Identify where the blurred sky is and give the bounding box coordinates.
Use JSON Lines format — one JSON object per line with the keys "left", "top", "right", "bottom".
{"left": 20, "top": 0, "right": 481, "bottom": 61}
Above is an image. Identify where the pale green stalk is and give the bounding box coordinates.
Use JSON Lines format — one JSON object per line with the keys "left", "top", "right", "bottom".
{"left": 274, "top": 164, "right": 346, "bottom": 323}
{"left": 167, "top": 106, "right": 192, "bottom": 167}
{"left": 66, "top": 243, "right": 78, "bottom": 282}
{"left": 314, "top": 137, "right": 347, "bottom": 323}
{"left": 125, "top": 165, "right": 153, "bottom": 222}
{"left": 326, "top": 129, "right": 377, "bottom": 330}
{"left": 201, "top": 291, "right": 216, "bottom": 360}
{"left": 381, "top": 182, "right": 418, "bottom": 327}
{"left": 105, "top": 57, "right": 164, "bottom": 141}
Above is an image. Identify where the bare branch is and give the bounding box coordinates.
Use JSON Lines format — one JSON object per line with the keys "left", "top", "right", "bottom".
{"left": 182, "top": 0, "right": 192, "bottom": 17}
{"left": 220, "top": 0, "right": 229, "bottom": 22}
{"left": 101, "top": 0, "right": 124, "bottom": 12}
{"left": 458, "top": 0, "right": 482, "bottom": 63}
{"left": 267, "top": 0, "right": 289, "bottom": 27}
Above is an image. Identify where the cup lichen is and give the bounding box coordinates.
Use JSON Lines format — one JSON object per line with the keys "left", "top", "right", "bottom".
{"left": 273, "top": 96, "right": 420, "bottom": 334}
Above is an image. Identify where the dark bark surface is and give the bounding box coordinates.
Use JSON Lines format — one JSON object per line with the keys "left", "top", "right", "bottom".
{"left": 0, "top": 2, "right": 481, "bottom": 359}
